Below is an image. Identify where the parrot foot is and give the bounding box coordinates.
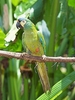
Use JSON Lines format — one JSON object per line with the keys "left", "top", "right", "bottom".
{"left": 42, "top": 55, "right": 46, "bottom": 60}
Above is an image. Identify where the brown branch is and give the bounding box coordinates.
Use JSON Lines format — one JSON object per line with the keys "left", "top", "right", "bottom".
{"left": 0, "top": 50, "right": 75, "bottom": 62}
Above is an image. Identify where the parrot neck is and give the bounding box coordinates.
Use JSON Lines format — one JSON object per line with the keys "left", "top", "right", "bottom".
{"left": 23, "top": 24, "right": 36, "bottom": 39}
{"left": 22, "top": 23, "right": 37, "bottom": 45}
{"left": 24, "top": 21, "right": 33, "bottom": 30}
{"left": 24, "top": 22, "right": 37, "bottom": 37}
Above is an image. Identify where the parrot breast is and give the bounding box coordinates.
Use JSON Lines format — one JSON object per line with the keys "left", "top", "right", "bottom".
{"left": 22, "top": 27, "right": 44, "bottom": 56}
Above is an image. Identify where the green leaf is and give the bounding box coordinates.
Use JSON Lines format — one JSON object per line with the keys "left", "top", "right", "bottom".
{"left": 8, "top": 59, "right": 21, "bottom": 100}
{"left": 0, "top": 29, "right": 5, "bottom": 49}
{"left": 55, "top": 37, "right": 68, "bottom": 56}
{"left": 5, "top": 37, "right": 22, "bottom": 52}
{"left": 14, "top": 0, "right": 37, "bottom": 18}
{"left": 11, "top": 0, "right": 20, "bottom": 6}
{"left": 37, "top": 71, "right": 75, "bottom": 100}
{"left": 68, "top": 0, "right": 75, "bottom": 8}
{"left": 57, "top": 0, "right": 68, "bottom": 35}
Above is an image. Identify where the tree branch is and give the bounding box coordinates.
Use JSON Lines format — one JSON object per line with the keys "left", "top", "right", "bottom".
{"left": 0, "top": 50, "right": 75, "bottom": 62}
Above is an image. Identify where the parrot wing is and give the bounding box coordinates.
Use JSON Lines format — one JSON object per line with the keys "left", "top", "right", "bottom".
{"left": 37, "top": 31, "right": 46, "bottom": 54}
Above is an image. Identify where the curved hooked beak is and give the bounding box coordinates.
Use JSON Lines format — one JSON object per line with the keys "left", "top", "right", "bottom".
{"left": 16, "top": 20, "right": 23, "bottom": 29}
{"left": 16, "top": 20, "right": 26, "bottom": 29}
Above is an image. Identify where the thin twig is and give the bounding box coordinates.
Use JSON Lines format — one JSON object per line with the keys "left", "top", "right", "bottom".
{"left": 0, "top": 50, "right": 75, "bottom": 62}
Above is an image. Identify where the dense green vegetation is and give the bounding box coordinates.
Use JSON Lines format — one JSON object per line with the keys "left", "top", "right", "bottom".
{"left": 0, "top": 0, "right": 75, "bottom": 100}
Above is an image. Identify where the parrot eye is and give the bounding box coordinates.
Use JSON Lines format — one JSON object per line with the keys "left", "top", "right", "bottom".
{"left": 22, "top": 20, "right": 25, "bottom": 23}
{"left": 20, "top": 20, "right": 26, "bottom": 27}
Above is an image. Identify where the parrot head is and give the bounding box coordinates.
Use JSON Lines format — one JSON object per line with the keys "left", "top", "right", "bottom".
{"left": 16, "top": 18, "right": 32, "bottom": 29}
{"left": 16, "top": 18, "right": 26, "bottom": 29}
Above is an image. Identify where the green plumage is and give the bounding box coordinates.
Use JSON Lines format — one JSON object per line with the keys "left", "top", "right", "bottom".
{"left": 22, "top": 19, "right": 45, "bottom": 56}
{"left": 16, "top": 18, "right": 50, "bottom": 92}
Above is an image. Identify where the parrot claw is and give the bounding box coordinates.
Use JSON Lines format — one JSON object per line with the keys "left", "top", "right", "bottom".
{"left": 42, "top": 55, "right": 46, "bottom": 60}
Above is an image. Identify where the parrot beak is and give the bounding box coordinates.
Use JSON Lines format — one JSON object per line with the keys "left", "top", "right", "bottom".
{"left": 16, "top": 19, "right": 26, "bottom": 29}
{"left": 16, "top": 20, "right": 22, "bottom": 29}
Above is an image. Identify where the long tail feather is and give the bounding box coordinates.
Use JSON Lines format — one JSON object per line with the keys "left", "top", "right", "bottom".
{"left": 36, "top": 62, "right": 50, "bottom": 92}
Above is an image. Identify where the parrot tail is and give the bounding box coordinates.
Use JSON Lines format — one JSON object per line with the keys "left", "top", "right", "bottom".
{"left": 36, "top": 62, "right": 50, "bottom": 92}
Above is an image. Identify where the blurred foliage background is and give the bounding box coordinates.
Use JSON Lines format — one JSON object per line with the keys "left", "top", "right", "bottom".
{"left": 1, "top": 0, "right": 75, "bottom": 100}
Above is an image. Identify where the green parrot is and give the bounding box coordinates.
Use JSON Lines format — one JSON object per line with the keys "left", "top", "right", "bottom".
{"left": 16, "top": 18, "right": 50, "bottom": 92}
